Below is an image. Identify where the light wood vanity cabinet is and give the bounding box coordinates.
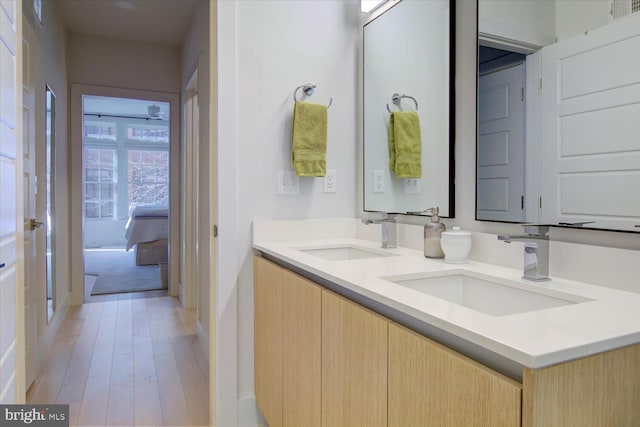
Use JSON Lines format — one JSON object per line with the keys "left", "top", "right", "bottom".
{"left": 255, "top": 256, "right": 640, "bottom": 427}
{"left": 388, "top": 323, "right": 521, "bottom": 427}
{"left": 322, "top": 290, "right": 389, "bottom": 427}
{"left": 254, "top": 256, "right": 322, "bottom": 427}
{"left": 522, "top": 344, "right": 640, "bottom": 427}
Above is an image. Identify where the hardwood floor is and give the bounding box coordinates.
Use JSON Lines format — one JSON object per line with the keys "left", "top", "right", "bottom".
{"left": 27, "top": 297, "right": 209, "bottom": 426}
{"left": 84, "top": 274, "right": 169, "bottom": 304}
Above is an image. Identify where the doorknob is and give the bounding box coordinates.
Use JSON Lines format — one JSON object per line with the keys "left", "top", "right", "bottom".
{"left": 29, "top": 218, "right": 44, "bottom": 231}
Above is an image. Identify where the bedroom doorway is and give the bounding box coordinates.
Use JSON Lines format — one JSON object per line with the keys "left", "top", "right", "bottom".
{"left": 81, "top": 95, "right": 171, "bottom": 302}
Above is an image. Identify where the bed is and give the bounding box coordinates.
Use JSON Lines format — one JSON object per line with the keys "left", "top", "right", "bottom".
{"left": 124, "top": 205, "right": 169, "bottom": 251}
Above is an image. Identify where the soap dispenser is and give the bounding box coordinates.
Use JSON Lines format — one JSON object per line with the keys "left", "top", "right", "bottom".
{"left": 423, "top": 207, "right": 446, "bottom": 258}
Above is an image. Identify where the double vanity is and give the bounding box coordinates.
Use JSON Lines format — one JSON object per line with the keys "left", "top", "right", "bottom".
{"left": 253, "top": 219, "right": 640, "bottom": 427}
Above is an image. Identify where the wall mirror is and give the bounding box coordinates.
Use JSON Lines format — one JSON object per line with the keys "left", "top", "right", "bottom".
{"left": 45, "top": 84, "right": 56, "bottom": 321}
{"left": 363, "top": 0, "right": 454, "bottom": 216}
{"left": 477, "top": 0, "right": 640, "bottom": 232}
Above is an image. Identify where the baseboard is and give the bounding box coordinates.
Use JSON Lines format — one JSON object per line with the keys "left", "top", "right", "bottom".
{"left": 31, "top": 292, "right": 71, "bottom": 391}
{"left": 238, "top": 395, "right": 267, "bottom": 427}
{"left": 196, "top": 320, "right": 209, "bottom": 361}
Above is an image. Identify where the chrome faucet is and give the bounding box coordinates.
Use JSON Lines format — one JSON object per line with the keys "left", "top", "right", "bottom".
{"left": 498, "top": 225, "right": 550, "bottom": 281}
{"left": 362, "top": 213, "right": 397, "bottom": 248}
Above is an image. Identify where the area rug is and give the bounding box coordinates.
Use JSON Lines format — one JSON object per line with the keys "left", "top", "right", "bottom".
{"left": 85, "top": 249, "right": 166, "bottom": 295}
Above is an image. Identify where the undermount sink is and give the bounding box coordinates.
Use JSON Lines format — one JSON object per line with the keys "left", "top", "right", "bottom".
{"left": 382, "top": 271, "right": 592, "bottom": 316}
{"left": 299, "top": 244, "right": 396, "bottom": 261}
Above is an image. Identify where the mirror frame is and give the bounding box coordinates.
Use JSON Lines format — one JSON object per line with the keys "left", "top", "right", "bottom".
{"left": 362, "top": 0, "right": 456, "bottom": 217}
{"left": 474, "top": 0, "right": 639, "bottom": 234}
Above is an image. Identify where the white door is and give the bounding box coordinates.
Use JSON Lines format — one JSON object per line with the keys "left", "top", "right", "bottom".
{"left": 477, "top": 62, "right": 526, "bottom": 222}
{"left": 181, "top": 70, "right": 198, "bottom": 309}
{"left": 21, "top": 22, "right": 43, "bottom": 389}
{"left": 539, "top": 13, "right": 640, "bottom": 231}
{"left": 0, "top": 0, "right": 24, "bottom": 403}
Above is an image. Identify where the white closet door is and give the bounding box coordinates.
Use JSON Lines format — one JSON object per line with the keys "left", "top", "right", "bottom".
{"left": 539, "top": 14, "right": 640, "bottom": 231}
{"left": 0, "top": 0, "right": 23, "bottom": 404}
{"left": 477, "top": 62, "right": 526, "bottom": 222}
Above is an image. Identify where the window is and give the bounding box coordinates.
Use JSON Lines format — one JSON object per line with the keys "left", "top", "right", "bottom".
{"left": 128, "top": 150, "right": 169, "bottom": 206}
{"left": 33, "top": 0, "right": 42, "bottom": 23}
{"left": 84, "top": 148, "right": 116, "bottom": 219}
{"left": 82, "top": 96, "right": 170, "bottom": 221}
{"left": 84, "top": 121, "right": 117, "bottom": 141}
{"left": 127, "top": 126, "right": 169, "bottom": 143}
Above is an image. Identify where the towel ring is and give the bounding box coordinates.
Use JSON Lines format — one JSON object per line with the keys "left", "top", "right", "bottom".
{"left": 386, "top": 93, "right": 418, "bottom": 113}
{"left": 293, "top": 83, "right": 333, "bottom": 108}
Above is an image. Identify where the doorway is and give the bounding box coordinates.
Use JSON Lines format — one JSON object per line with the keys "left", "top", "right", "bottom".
{"left": 70, "top": 86, "right": 180, "bottom": 306}
{"left": 477, "top": 46, "right": 527, "bottom": 223}
{"left": 81, "top": 95, "right": 171, "bottom": 302}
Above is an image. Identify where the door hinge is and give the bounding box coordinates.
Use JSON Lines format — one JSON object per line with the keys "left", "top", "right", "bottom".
{"left": 213, "top": 224, "right": 218, "bottom": 238}
{"left": 521, "top": 87, "right": 525, "bottom": 101}
{"left": 521, "top": 195, "right": 524, "bottom": 210}
{"left": 539, "top": 196, "right": 543, "bottom": 209}
{"left": 539, "top": 78, "right": 543, "bottom": 91}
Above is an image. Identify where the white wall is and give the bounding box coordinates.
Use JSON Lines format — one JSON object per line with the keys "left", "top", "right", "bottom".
{"left": 22, "top": 0, "right": 72, "bottom": 389}
{"left": 479, "top": 0, "right": 556, "bottom": 48}
{"left": 217, "top": 1, "right": 639, "bottom": 425}
{"left": 84, "top": 220, "right": 127, "bottom": 247}
{"left": 180, "top": 0, "right": 210, "bottom": 348}
{"left": 479, "top": 0, "right": 612, "bottom": 48}
{"left": 217, "top": 1, "right": 360, "bottom": 425}
{"left": 67, "top": 33, "right": 181, "bottom": 93}
{"left": 556, "top": 0, "right": 609, "bottom": 41}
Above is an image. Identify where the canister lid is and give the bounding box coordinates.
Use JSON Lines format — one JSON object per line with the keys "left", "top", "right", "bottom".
{"left": 442, "top": 226, "right": 471, "bottom": 236}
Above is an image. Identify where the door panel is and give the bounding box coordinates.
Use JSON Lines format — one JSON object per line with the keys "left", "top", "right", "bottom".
{"left": 282, "top": 270, "right": 321, "bottom": 427}
{"left": 21, "top": 23, "right": 41, "bottom": 389}
{"left": 254, "top": 256, "right": 284, "bottom": 427}
{"left": 539, "top": 14, "right": 640, "bottom": 231}
{"left": 0, "top": 0, "right": 21, "bottom": 404}
{"left": 322, "top": 290, "right": 388, "bottom": 427}
{"left": 478, "top": 63, "right": 526, "bottom": 222}
{"left": 388, "top": 323, "right": 521, "bottom": 427}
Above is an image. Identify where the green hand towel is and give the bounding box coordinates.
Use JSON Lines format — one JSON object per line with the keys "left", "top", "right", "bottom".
{"left": 389, "top": 111, "right": 422, "bottom": 178}
{"left": 291, "top": 101, "right": 328, "bottom": 177}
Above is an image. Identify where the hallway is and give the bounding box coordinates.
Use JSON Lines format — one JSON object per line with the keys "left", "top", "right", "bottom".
{"left": 27, "top": 296, "right": 209, "bottom": 426}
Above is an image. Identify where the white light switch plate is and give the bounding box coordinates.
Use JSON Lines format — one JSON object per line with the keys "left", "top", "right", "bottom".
{"left": 403, "top": 178, "right": 421, "bottom": 194}
{"left": 323, "top": 169, "right": 337, "bottom": 193}
{"left": 373, "top": 170, "right": 384, "bottom": 193}
{"left": 277, "top": 169, "right": 300, "bottom": 194}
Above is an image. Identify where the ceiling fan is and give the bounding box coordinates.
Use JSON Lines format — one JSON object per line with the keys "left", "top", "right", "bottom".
{"left": 147, "top": 104, "right": 169, "bottom": 120}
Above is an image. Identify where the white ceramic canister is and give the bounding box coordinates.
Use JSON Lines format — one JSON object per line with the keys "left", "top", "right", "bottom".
{"left": 440, "top": 227, "right": 472, "bottom": 264}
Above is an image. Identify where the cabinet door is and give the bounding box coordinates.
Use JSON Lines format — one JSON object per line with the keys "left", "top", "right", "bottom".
{"left": 322, "top": 290, "right": 388, "bottom": 427}
{"left": 254, "top": 257, "right": 322, "bottom": 427}
{"left": 388, "top": 323, "right": 522, "bottom": 427}
{"left": 282, "top": 270, "right": 321, "bottom": 427}
{"left": 522, "top": 343, "right": 640, "bottom": 427}
{"left": 254, "top": 256, "right": 284, "bottom": 427}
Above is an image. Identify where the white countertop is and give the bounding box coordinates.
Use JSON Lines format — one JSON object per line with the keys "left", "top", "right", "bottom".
{"left": 253, "top": 228, "right": 640, "bottom": 370}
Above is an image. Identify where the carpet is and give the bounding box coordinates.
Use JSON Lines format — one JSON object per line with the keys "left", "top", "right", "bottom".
{"left": 85, "top": 249, "right": 166, "bottom": 295}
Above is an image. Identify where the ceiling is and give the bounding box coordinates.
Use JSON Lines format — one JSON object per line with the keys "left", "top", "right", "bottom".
{"left": 55, "top": 0, "right": 197, "bottom": 46}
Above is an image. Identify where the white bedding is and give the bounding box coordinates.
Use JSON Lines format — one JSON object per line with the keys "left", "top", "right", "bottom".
{"left": 124, "top": 206, "right": 169, "bottom": 251}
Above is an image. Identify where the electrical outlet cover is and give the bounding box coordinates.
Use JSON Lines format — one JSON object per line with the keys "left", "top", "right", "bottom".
{"left": 373, "top": 170, "right": 385, "bottom": 193}
{"left": 324, "top": 169, "right": 337, "bottom": 193}
{"left": 277, "top": 169, "right": 300, "bottom": 194}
